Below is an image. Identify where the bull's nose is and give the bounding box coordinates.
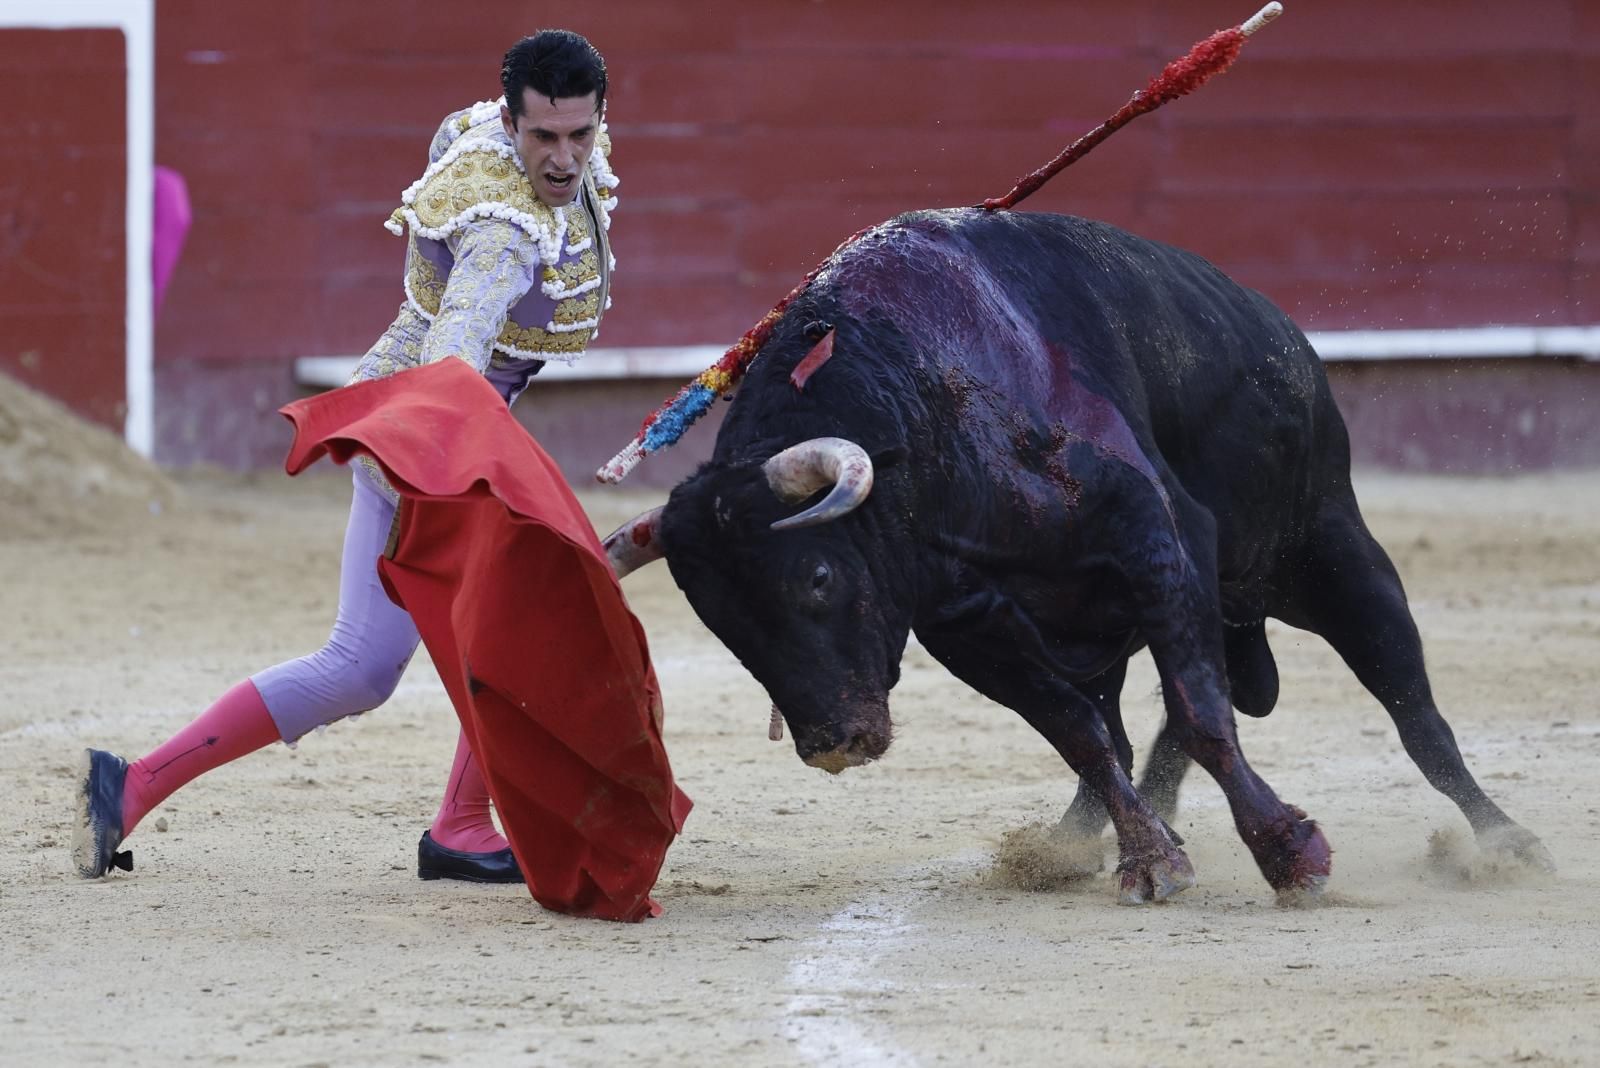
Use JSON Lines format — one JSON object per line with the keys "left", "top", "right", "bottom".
{"left": 791, "top": 723, "right": 844, "bottom": 762}
{"left": 800, "top": 731, "right": 890, "bottom": 775}
{"left": 849, "top": 730, "right": 890, "bottom": 761}
{"left": 803, "top": 748, "right": 863, "bottom": 775}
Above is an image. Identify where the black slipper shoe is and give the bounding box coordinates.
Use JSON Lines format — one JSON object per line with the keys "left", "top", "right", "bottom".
{"left": 417, "top": 831, "right": 522, "bottom": 883}
{"left": 72, "top": 749, "right": 134, "bottom": 878}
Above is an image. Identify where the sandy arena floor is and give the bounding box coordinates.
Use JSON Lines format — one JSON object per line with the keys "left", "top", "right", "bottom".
{"left": 2, "top": 463, "right": 1598, "bottom": 1066}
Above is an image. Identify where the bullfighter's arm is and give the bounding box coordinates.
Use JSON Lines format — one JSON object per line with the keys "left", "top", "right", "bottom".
{"left": 418, "top": 219, "right": 541, "bottom": 372}
{"left": 345, "top": 302, "right": 430, "bottom": 385}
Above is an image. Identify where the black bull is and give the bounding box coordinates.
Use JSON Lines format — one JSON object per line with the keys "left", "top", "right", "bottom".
{"left": 606, "top": 208, "right": 1551, "bottom": 903}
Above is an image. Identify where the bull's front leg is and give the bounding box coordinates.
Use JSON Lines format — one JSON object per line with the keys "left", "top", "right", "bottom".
{"left": 1055, "top": 656, "right": 1131, "bottom": 847}
{"left": 1134, "top": 498, "right": 1332, "bottom": 898}
{"left": 919, "top": 597, "right": 1194, "bottom": 904}
{"left": 1149, "top": 642, "right": 1331, "bottom": 896}
{"left": 1013, "top": 691, "right": 1197, "bottom": 905}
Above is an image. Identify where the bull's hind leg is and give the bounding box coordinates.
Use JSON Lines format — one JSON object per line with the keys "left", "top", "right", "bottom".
{"left": 1292, "top": 508, "right": 1553, "bottom": 870}
{"left": 1137, "top": 725, "right": 1190, "bottom": 823}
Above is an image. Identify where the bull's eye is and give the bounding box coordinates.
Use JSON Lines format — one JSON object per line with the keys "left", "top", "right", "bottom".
{"left": 792, "top": 559, "right": 835, "bottom": 614}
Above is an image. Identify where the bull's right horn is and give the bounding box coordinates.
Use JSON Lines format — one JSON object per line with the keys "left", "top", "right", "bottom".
{"left": 764, "top": 437, "right": 874, "bottom": 531}
{"left": 603, "top": 506, "right": 666, "bottom": 578}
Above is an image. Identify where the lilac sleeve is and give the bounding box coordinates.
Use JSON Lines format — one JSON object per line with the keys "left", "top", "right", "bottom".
{"left": 418, "top": 220, "right": 541, "bottom": 372}
{"left": 428, "top": 107, "right": 473, "bottom": 162}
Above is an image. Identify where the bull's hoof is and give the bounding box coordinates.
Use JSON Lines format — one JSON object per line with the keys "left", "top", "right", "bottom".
{"left": 1115, "top": 847, "right": 1196, "bottom": 906}
{"left": 1477, "top": 824, "right": 1556, "bottom": 874}
{"left": 1267, "top": 817, "right": 1333, "bottom": 896}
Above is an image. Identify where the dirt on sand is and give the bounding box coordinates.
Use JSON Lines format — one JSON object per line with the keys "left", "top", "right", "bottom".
{"left": 1, "top": 388, "right": 1597, "bottom": 1065}
{"left": 0, "top": 371, "right": 178, "bottom": 538}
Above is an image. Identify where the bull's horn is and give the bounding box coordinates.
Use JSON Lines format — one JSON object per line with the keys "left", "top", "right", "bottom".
{"left": 603, "top": 506, "right": 666, "bottom": 577}
{"left": 764, "top": 437, "right": 874, "bottom": 531}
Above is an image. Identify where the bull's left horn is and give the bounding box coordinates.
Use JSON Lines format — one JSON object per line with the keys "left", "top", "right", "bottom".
{"left": 603, "top": 506, "right": 666, "bottom": 577}
{"left": 764, "top": 437, "right": 874, "bottom": 531}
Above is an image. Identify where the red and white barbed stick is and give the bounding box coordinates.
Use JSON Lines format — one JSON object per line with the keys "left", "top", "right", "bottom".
{"left": 983, "top": 2, "right": 1282, "bottom": 212}
{"left": 596, "top": 2, "right": 1286, "bottom": 485}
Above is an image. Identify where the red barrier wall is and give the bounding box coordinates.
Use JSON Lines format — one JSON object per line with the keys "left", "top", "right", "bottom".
{"left": 137, "top": 2, "right": 1599, "bottom": 468}
{"left": 0, "top": 29, "right": 126, "bottom": 429}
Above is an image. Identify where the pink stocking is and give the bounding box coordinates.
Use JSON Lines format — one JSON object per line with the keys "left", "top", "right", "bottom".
{"left": 428, "top": 729, "right": 508, "bottom": 854}
{"left": 121, "top": 679, "right": 282, "bottom": 835}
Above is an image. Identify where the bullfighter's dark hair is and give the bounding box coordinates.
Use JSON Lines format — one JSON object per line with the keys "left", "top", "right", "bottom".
{"left": 501, "top": 30, "right": 607, "bottom": 122}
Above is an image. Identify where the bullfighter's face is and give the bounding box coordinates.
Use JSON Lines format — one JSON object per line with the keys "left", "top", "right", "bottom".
{"left": 501, "top": 89, "right": 598, "bottom": 207}
{"left": 660, "top": 464, "right": 912, "bottom": 774}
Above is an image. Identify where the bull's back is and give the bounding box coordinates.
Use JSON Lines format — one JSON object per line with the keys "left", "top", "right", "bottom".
{"left": 883, "top": 209, "right": 1352, "bottom": 572}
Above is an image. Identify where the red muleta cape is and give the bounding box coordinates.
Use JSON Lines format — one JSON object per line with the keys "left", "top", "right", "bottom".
{"left": 279, "top": 359, "right": 691, "bottom": 921}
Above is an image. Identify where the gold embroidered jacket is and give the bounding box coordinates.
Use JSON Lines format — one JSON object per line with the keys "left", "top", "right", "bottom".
{"left": 351, "top": 97, "right": 618, "bottom": 386}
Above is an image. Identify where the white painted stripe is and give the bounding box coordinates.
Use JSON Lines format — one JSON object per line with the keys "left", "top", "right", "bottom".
{"left": 782, "top": 852, "right": 983, "bottom": 1067}
{"left": 0, "top": 0, "right": 156, "bottom": 457}
{"left": 780, "top": 888, "right": 921, "bottom": 1061}
{"left": 785, "top": 895, "right": 921, "bottom": 1067}
{"left": 293, "top": 324, "right": 1600, "bottom": 388}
